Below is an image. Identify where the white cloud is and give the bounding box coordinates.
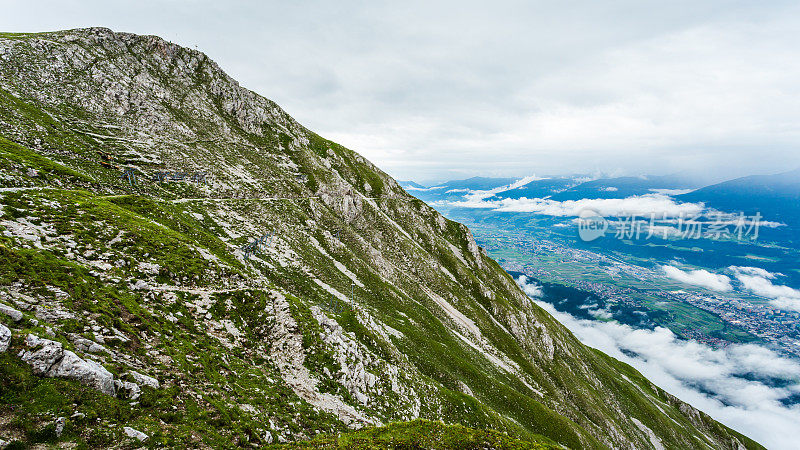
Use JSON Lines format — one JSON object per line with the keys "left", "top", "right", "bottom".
{"left": 663, "top": 265, "right": 732, "bottom": 292}
{"left": 588, "top": 307, "right": 613, "bottom": 320}
{"left": 6, "top": 1, "right": 800, "bottom": 181}
{"left": 536, "top": 301, "right": 800, "bottom": 450}
{"left": 460, "top": 175, "right": 551, "bottom": 202}
{"left": 516, "top": 275, "right": 543, "bottom": 298}
{"left": 505, "top": 175, "right": 550, "bottom": 191}
{"left": 402, "top": 185, "right": 446, "bottom": 191}
{"left": 736, "top": 276, "right": 800, "bottom": 299}
{"left": 451, "top": 193, "right": 705, "bottom": 217}
{"left": 649, "top": 188, "right": 695, "bottom": 195}
{"left": 769, "top": 297, "right": 800, "bottom": 313}
{"left": 730, "top": 266, "right": 777, "bottom": 279}
{"left": 730, "top": 266, "right": 800, "bottom": 312}
{"left": 600, "top": 186, "right": 618, "bottom": 192}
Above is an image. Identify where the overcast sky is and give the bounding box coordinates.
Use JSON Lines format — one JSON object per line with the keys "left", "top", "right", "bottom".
{"left": 4, "top": 0, "right": 800, "bottom": 183}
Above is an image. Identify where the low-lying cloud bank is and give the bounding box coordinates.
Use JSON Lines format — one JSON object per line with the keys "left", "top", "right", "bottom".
{"left": 531, "top": 299, "right": 800, "bottom": 450}
{"left": 663, "top": 265, "right": 733, "bottom": 292}
{"left": 461, "top": 175, "right": 552, "bottom": 202}
{"left": 516, "top": 275, "right": 543, "bottom": 298}
{"left": 662, "top": 265, "right": 800, "bottom": 312}
{"left": 401, "top": 185, "right": 446, "bottom": 192}
{"left": 452, "top": 193, "right": 705, "bottom": 217}
{"left": 731, "top": 266, "right": 800, "bottom": 312}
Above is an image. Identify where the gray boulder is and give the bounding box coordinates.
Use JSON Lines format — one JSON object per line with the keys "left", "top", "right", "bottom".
{"left": 123, "top": 426, "right": 148, "bottom": 442}
{"left": 21, "top": 334, "right": 63, "bottom": 374}
{"left": 115, "top": 379, "right": 142, "bottom": 400}
{"left": 126, "top": 370, "right": 160, "bottom": 389}
{"left": 0, "top": 324, "right": 10, "bottom": 352}
{"left": 49, "top": 351, "right": 116, "bottom": 396}
{"left": 72, "top": 336, "right": 109, "bottom": 354}
{"left": 0, "top": 303, "right": 22, "bottom": 322}
{"left": 21, "top": 334, "right": 116, "bottom": 396}
{"left": 55, "top": 417, "right": 65, "bottom": 437}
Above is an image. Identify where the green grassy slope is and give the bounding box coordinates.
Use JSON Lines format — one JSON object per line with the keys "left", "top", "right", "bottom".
{"left": 271, "top": 419, "right": 560, "bottom": 449}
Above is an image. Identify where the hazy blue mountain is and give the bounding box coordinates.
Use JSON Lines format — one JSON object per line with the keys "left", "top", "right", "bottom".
{"left": 398, "top": 180, "right": 427, "bottom": 189}
{"left": 550, "top": 174, "right": 704, "bottom": 201}
{"left": 484, "top": 176, "right": 577, "bottom": 200}
{"left": 435, "top": 176, "right": 519, "bottom": 191}
{"left": 404, "top": 176, "right": 518, "bottom": 202}
{"left": 678, "top": 168, "right": 800, "bottom": 224}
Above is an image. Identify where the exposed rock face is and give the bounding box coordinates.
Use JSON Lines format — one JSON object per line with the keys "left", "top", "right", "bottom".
{"left": 312, "top": 307, "right": 421, "bottom": 419}
{"left": 0, "top": 324, "right": 10, "bottom": 352}
{"left": 266, "top": 291, "right": 375, "bottom": 427}
{"left": 21, "top": 334, "right": 115, "bottom": 396}
{"left": 0, "top": 303, "right": 22, "bottom": 322}
{"left": 123, "top": 426, "right": 148, "bottom": 442}
{"left": 114, "top": 379, "right": 142, "bottom": 400}
{"left": 126, "top": 370, "right": 159, "bottom": 389}
{"left": 55, "top": 417, "right": 65, "bottom": 438}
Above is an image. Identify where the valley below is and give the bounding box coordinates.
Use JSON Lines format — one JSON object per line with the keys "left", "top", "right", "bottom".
{"left": 410, "top": 176, "right": 800, "bottom": 448}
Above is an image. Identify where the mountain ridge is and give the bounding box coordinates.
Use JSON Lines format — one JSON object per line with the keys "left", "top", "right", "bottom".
{"left": 0, "top": 27, "right": 762, "bottom": 449}
{"left": 679, "top": 167, "right": 800, "bottom": 225}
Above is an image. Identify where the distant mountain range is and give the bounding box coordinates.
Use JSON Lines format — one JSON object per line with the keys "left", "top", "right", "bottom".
{"left": 549, "top": 174, "right": 703, "bottom": 201}
{"left": 399, "top": 176, "right": 518, "bottom": 202}
{"left": 396, "top": 180, "right": 426, "bottom": 189}
{"left": 434, "top": 176, "right": 520, "bottom": 191}
{"left": 484, "top": 177, "right": 578, "bottom": 200}
{"left": 402, "top": 169, "right": 800, "bottom": 224}
{"left": 679, "top": 168, "right": 800, "bottom": 223}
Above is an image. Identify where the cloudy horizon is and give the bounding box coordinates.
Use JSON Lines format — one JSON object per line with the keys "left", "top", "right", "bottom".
{"left": 4, "top": 0, "right": 800, "bottom": 182}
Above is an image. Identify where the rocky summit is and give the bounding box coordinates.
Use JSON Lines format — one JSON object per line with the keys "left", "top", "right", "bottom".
{"left": 0, "top": 28, "right": 762, "bottom": 449}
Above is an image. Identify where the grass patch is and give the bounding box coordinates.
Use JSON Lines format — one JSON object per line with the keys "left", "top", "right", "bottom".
{"left": 271, "top": 419, "right": 560, "bottom": 449}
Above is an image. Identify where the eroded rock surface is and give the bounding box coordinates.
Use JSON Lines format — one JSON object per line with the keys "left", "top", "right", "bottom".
{"left": 0, "top": 324, "right": 10, "bottom": 352}
{"left": 21, "top": 334, "right": 115, "bottom": 396}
